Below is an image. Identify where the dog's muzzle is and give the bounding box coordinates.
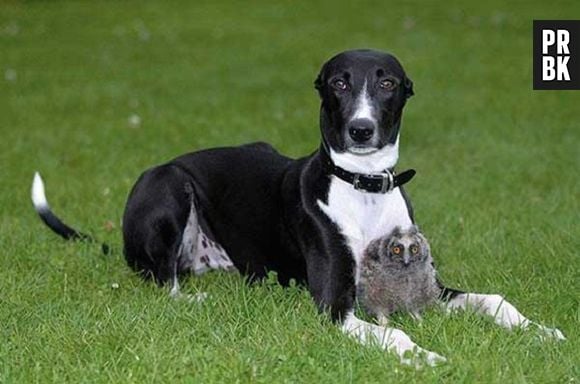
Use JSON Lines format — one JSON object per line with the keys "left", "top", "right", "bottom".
{"left": 347, "top": 119, "right": 375, "bottom": 144}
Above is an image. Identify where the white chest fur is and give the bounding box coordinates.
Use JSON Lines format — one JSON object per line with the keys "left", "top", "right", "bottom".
{"left": 317, "top": 177, "right": 413, "bottom": 283}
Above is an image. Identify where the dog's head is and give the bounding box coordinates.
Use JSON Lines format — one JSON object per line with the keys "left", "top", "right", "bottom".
{"left": 315, "top": 49, "right": 413, "bottom": 159}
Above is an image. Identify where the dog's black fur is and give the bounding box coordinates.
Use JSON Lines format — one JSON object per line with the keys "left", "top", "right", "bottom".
{"left": 35, "top": 49, "right": 460, "bottom": 322}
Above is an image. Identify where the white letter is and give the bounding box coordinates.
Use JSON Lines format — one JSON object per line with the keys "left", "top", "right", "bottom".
{"left": 542, "top": 56, "right": 555, "bottom": 81}
{"left": 557, "top": 56, "right": 570, "bottom": 81}
{"left": 542, "top": 30, "right": 555, "bottom": 54}
{"left": 557, "top": 30, "right": 570, "bottom": 55}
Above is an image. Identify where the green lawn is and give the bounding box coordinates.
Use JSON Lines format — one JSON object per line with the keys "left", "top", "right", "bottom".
{"left": 1, "top": 1, "right": 578, "bottom": 382}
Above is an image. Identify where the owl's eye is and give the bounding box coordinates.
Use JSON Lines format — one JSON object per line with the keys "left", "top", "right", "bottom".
{"left": 410, "top": 245, "right": 419, "bottom": 254}
{"left": 391, "top": 246, "right": 401, "bottom": 255}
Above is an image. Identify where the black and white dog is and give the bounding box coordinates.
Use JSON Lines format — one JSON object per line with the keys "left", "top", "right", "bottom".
{"left": 32, "top": 49, "right": 564, "bottom": 365}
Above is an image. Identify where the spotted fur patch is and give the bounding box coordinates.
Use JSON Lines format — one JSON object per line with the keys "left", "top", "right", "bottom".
{"left": 178, "top": 200, "right": 237, "bottom": 275}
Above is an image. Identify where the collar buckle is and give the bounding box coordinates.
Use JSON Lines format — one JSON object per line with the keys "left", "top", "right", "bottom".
{"left": 352, "top": 171, "right": 394, "bottom": 194}
{"left": 352, "top": 174, "right": 363, "bottom": 191}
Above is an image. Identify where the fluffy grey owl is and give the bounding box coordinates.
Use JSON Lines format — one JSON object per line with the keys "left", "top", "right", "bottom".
{"left": 357, "top": 225, "right": 441, "bottom": 322}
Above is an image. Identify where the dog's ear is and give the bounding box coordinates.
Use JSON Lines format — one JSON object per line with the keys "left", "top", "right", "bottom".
{"left": 314, "top": 61, "right": 327, "bottom": 97}
{"left": 314, "top": 73, "right": 324, "bottom": 94}
{"left": 404, "top": 76, "right": 414, "bottom": 99}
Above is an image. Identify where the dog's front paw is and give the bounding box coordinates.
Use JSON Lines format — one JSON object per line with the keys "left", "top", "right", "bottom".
{"left": 170, "top": 290, "right": 209, "bottom": 303}
{"left": 533, "top": 323, "right": 566, "bottom": 341}
{"left": 189, "top": 291, "right": 210, "bottom": 303}
{"left": 400, "top": 347, "right": 447, "bottom": 367}
{"left": 420, "top": 348, "right": 447, "bottom": 367}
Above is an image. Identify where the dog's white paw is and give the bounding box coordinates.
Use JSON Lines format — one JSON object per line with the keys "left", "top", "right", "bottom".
{"left": 189, "top": 291, "right": 209, "bottom": 303}
{"left": 170, "top": 290, "right": 209, "bottom": 303}
{"left": 400, "top": 347, "right": 447, "bottom": 367}
{"left": 533, "top": 323, "right": 566, "bottom": 341}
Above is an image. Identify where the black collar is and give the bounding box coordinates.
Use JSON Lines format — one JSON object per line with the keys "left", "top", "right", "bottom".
{"left": 319, "top": 141, "right": 416, "bottom": 194}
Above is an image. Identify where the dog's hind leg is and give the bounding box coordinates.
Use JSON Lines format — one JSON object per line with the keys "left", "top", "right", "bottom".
{"left": 142, "top": 216, "right": 183, "bottom": 290}
{"left": 142, "top": 213, "right": 207, "bottom": 303}
{"left": 123, "top": 165, "right": 228, "bottom": 302}
{"left": 169, "top": 194, "right": 211, "bottom": 303}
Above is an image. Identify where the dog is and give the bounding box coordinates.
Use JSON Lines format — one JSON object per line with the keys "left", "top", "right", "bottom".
{"left": 31, "top": 49, "right": 565, "bottom": 366}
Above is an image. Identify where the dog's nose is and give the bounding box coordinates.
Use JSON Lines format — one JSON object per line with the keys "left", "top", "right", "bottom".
{"left": 348, "top": 121, "right": 374, "bottom": 143}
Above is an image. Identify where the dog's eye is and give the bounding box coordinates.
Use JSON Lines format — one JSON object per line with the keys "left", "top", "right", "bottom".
{"left": 379, "top": 79, "right": 396, "bottom": 91}
{"left": 391, "top": 246, "right": 401, "bottom": 255}
{"left": 410, "top": 245, "right": 419, "bottom": 255}
{"left": 332, "top": 79, "right": 348, "bottom": 91}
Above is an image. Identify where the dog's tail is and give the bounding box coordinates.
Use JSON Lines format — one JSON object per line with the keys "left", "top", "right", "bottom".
{"left": 31, "top": 172, "right": 110, "bottom": 254}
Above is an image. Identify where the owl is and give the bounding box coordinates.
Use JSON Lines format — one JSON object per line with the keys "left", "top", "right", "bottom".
{"left": 357, "top": 225, "right": 441, "bottom": 323}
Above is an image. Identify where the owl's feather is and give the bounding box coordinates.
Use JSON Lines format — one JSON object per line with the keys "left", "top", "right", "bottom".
{"left": 357, "top": 225, "right": 441, "bottom": 319}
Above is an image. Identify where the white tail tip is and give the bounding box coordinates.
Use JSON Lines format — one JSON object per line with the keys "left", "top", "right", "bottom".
{"left": 32, "top": 172, "right": 49, "bottom": 210}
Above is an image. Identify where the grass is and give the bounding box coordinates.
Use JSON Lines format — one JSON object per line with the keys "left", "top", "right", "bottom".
{"left": 1, "top": 0, "right": 579, "bottom": 382}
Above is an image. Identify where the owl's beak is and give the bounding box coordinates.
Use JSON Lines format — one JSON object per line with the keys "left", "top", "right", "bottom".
{"left": 403, "top": 254, "right": 411, "bottom": 266}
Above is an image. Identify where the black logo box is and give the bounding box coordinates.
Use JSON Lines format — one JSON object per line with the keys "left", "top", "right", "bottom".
{"left": 533, "top": 20, "right": 580, "bottom": 90}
